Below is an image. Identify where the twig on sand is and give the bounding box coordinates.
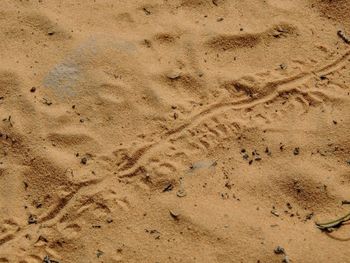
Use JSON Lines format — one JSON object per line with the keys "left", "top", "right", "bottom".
{"left": 316, "top": 211, "right": 350, "bottom": 231}
{"left": 337, "top": 30, "right": 350, "bottom": 44}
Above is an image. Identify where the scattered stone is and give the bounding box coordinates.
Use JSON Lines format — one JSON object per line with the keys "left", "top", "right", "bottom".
{"left": 162, "top": 183, "right": 173, "bottom": 192}
{"left": 274, "top": 246, "right": 290, "bottom": 263}
{"left": 341, "top": 200, "right": 350, "bottom": 205}
{"left": 279, "top": 63, "right": 287, "bottom": 70}
{"left": 30, "top": 87, "right": 36, "bottom": 93}
{"left": 3, "top": 115, "right": 13, "bottom": 127}
{"left": 274, "top": 246, "right": 285, "bottom": 255}
{"left": 271, "top": 210, "right": 279, "bottom": 217}
{"left": 221, "top": 192, "right": 229, "bottom": 199}
{"left": 242, "top": 153, "right": 249, "bottom": 160}
{"left": 224, "top": 181, "right": 232, "bottom": 189}
{"left": 143, "top": 7, "right": 151, "bottom": 15}
{"left": 305, "top": 212, "right": 314, "bottom": 220}
{"left": 217, "top": 17, "right": 224, "bottom": 22}
{"left": 279, "top": 144, "right": 284, "bottom": 151}
{"left": 265, "top": 147, "right": 271, "bottom": 156}
{"left": 293, "top": 147, "right": 300, "bottom": 155}
{"left": 146, "top": 229, "right": 160, "bottom": 239}
{"left": 255, "top": 155, "right": 262, "bottom": 161}
{"left": 28, "top": 214, "right": 37, "bottom": 224}
{"left": 286, "top": 203, "right": 292, "bottom": 210}
{"left": 42, "top": 98, "right": 52, "bottom": 106}
{"left": 43, "top": 255, "right": 59, "bottom": 263}
{"left": 47, "top": 30, "right": 55, "bottom": 36}
{"left": 143, "top": 39, "right": 152, "bottom": 48}
{"left": 169, "top": 210, "right": 180, "bottom": 220}
{"left": 96, "top": 249, "right": 104, "bottom": 258}
{"left": 166, "top": 70, "right": 181, "bottom": 80}
{"left": 176, "top": 189, "right": 187, "bottom": 198}
{"left": 81, "top": 157, "right": 87, "bottom": 165}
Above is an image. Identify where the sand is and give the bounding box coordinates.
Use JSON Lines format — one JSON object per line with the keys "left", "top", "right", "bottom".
{"left": 0, "top": 0, "right": 350, "bottom": 262}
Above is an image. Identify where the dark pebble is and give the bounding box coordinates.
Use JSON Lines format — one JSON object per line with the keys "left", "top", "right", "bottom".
{"left": 28, "top": 214, "right": 37, "bottom": 224}
{"left": 81, "top": 157, "right": 87, "bottom": 165}
{"left": 293, "top": 147, "right": 300, "bottom": 155}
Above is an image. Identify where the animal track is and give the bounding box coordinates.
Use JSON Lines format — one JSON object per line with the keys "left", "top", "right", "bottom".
{"left": 115, "top": 50, "right": 350, "bottom": 183}
{"left": 2, "top": 1, "right": 350, "bottom": 261}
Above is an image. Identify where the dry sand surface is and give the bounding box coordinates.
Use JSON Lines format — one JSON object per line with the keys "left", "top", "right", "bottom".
{"left": 1, "top": 0, "right": 350, "bottom": 262}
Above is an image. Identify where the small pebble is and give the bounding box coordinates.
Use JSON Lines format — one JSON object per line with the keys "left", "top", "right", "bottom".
{"left": 162, "top": 184, "right": 173, "bottom": 192}
{"left": 271, "top": 210, "right": 279, "bottom": 217}
{"left": 166, "top": 70, "right": 181, "bottom": 80}
{"left": 293, "top": 147, "right": 300, "bottom": 155}
{"left": 255, "top": 156, "right": 262, "bottom": 161}
{"left": 169, "top": 210, "right": 180, "bottom": 220}
{"left": 43, "top": 255, "right": 59, "bottom": 263}
{"left": 81, "top": 157, "right": 87, "bottom": 165}
{"left": 280, "top": 63, "right": 287, "bottom": 70}
{"left": 274, "top": 246, "right": 285, "bottom": 254}
{"left": 176, "top": 189, "right": 187, "bottom": 197}
{"left": 28, "top": 214, "right": 37, "bottom": 224}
